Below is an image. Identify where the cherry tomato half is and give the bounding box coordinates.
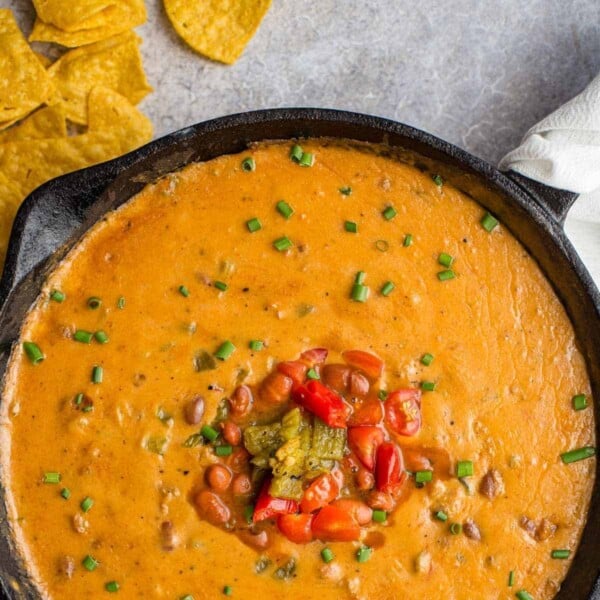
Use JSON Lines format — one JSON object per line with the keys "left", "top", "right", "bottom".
{"left": 384, "top": 388, "right": 422, "bottom": 437}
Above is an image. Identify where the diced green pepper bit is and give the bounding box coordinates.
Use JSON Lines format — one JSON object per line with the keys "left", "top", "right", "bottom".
{"left": 437, "top": 269, "right": 456, "bottom": 281}
{"left": 339, "top": 186, "right": 352, "bottom": 196}
{"left": 246, "top": 217, "right": 262, "bottom": 233}
{"left": 550, "top": 549, "right": 571, "bottom": 559}
{"left": 456, "top": 460, "right": 474, "bottom": 478}
{"left": 43, "top": 472, "right": 61, "bottom": 484}
{"left": 105, "top": 581, "right": 120, "bottom": 593}
{"left": 87, "top": 296, "right": 102, "bottom": 310}
{"left": 321, "top": 547, "right": 334, "bottom": 563}
{"left": 421, "top": 381, "right": 436, "bottom": 392}
{"left": 215, "top": 340, "right": 236, "bottom": 361}
{"left": 82, "top": 555, "right": 99, "bottom": 572}
{"left": 81, "top": 496, "right": 94, "bottom": 513}
{"left": 403, "top": 233, "right": 413, "bottom": 247}
{"left": 276, "top": 200, "right": 294, "bottom": 219}
{"left": 382, "top": 205, "right": 397, "bottom": 220}
{"left": 178, "top": 285, "right": 190, "bottom": 297}
{"left": 249, "top": 340, "right": 264, "bottom": 351}
{"left": 572, "top": 393, "right": 588, "bottom": 411}
{"left": 481, "top": 211, "right": 499, "bottom": 232}
{"left": 434, "top": 510, "right": 448, "bottom": 522}
{"left": 201, "top": 425, "right": 219, "bottom": 442}
{"left": 561, "top": 446, "right": 596, "bottom": 464}
{"left": 273, "top": 236, "right": 293, "bottom": 252}
{"left": 421, "top": 353, "right": 434, "bottom": 366}
{"left": 290, "top": 144, "right": 303, "bottom": 162}
{"left": 515, "top": 591, "right": 534, "bottom": 600}
{"left": 372, "top": 509, "right": 387, "bottom": 523}
{"left": 508, "top": 570, "right": 515, "bottom": 587}
{"left": 60, "top": 487, "right": 71, "bottom": 500}
{"left": 91, "top": 365, "right": 103, "bottom": 384}
{"left": 344, "top": 220, "right": 358, "bottom": 233}
{"left": 438, "top": 252, "right": 454, "bottom": 267}
{"left": 50, "top": 290, "right": 65, "bottom": 303}
{"left": 356, "top": 546, "right": 372, "bottom": 563}
{"left": 381, "top": 281, "right": 395, "bottom": 296}
{"left": 23, "top": 341, "right": 44, "bottom": 365}
{"left": 241, "top": 157, "right": 255, "bottom": 172}
{"left": 74, "top": 330, "right": 93, "bottom": 344}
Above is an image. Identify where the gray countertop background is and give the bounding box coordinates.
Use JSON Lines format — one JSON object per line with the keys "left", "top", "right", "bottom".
{"left": 4, "top": 0, "right": 600, "bottom": 278}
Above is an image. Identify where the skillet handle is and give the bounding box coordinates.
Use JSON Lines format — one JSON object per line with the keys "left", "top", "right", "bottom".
{"left": 505, "top": 170, "right": 579, "bottom": 226}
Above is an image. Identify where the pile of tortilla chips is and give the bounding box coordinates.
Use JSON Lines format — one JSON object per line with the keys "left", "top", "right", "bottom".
{"left": 163, "top": 0, "right": 272, "bottom": 64}
{"left": 0, "top": 7, "right": 153, "bottom": 270}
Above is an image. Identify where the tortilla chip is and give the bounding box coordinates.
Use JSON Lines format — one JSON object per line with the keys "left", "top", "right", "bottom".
{"left": 163, "top": 0, "right": 272, "bottom": 64}
{"left": 29, "top": 0, "right": 147, "bottom": 47}
{"left": 34, "top": 51, "right": 53, "bottom": 68}
{"left": 0, "top": 105, "right": 66, "bottom": 143}
{"left": 32, "top": 0, "right": 117, "bottom": 31}
{"left": 48, "top": 32, "right": 152, "bottom": 125}
{"left": 0, "top": 9, "right": 56, "bottom": 123}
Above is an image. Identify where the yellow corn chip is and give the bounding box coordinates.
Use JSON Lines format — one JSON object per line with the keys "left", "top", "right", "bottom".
{"left": 29, "top": 0, "right": 147, "bottom": 47}
{"left": 0, "top": 105, "right": 66, "bottom": 143}
{"left": 48, "top": 32, "right": 152, "bottom": 125}
{"left": 0, "top": 9, "right": 56, "bottom": 123}
{"left": 163, "top": 0, "right": 272, "bottom": 64}
{"left": 33, "top": 0, "right": 117, "bottom": 31}
{"left": 34, "top": 51, "right": 53, "bottom": 68}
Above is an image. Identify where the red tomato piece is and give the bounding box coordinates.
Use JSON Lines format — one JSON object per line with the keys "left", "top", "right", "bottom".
{"left": 342, "top": 350, "right": 384, "bottom": 379}
{"left": 300, "top": 347, "right": 328, "bottom": 366}
{"left": 331, "top": 499, "right": 373, "bottom": 525}
{"left": 253, "top": 479, "right": 299, "bottom": 523}
{"left": 292, "top": 380, "right": 350, "bottom": 428}
{"left": 311, "top": 505, "right": 361, "bottom": 542}
{"left": 300, "top": 473, "right": 340, "bottom": 513}
{"left": 347, "top": 426, "right": 385, "bottom": 471}
{"left": 384, "top": 389, "right": 422, "bottom": 437}
{"left": 277, "top": 360, "right": 308, "bottom": 385}
{"left": 277, "top": 513, "right": 314, "bottom": 544}
{"left": 348, "top": 398, "right": 384, "bottom": 426}
{"left": 375, "top": 442, "right": 405, "bottom": 494}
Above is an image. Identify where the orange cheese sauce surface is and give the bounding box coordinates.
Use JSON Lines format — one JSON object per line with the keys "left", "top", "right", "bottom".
{"left": 1, "top": 141, "right": 595, "bottom": 600}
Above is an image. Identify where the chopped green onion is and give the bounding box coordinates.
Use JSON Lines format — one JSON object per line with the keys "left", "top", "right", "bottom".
{"left": 321, "top": 548, "right": 334, "bottom": 563}
{"left": 421, "top": 381, "right": 436, "bottom": 392}
{"left": 434, "top": 510, "right": 448, "bottom": 522}
{"left": 178, "top": 285, "right": 190, "bottom": 297}
{"left": 82, "top": 555, "right": 99, "bottom": 572}
{"left": 290, "top": 144, "right": 303, "bottom": 162}
{"left": 91, "top": 365, "right": 103, "bottom": 384}
{"left": 339, "top": 186, "right": 352, "bottom": 196}
{"left": 215, "top": 445, "right": 233, "bottom": 457}
{"left": 481, "top": 212, "right": 499, "bottom": 232}
{"left": 456, "top": 460, "right": 474, "bottom": 478}
{"left": 43, "top": 472, "right": 61, "bottom": 484}
{"left": 382, "top": 206, "right": 397, "bottom": 220}
{"left": 117, "top": 296, "right": 125, "bottom": 309}
{"left": 508, "top": 570, "right": 515, "bottom": 587}
{"left": 80, "top": 497, "right": 94, "bottom": 512}
{"left": 23, "top": 341, "right": 44, "bottom": 364}
{"left": 273, "top": 236, "right": 293, "bottom": 252}
{"left": 246, "top": 217, "right": 262, "bottom": 233}
{"left": 372, "top": 509, "right": 387, "bottom": 523}
{"left": 74, "top": 330, "right": 93, "bottom": 344}
{"left": 50, "top": 290, "right": 65, "bottom": 303}
{"left": 344, "top": 220, "right": 358, "bottom": 233}
{"left": 215, "top": 340, "right": 236, "bottom": 361}
{"left": 249, "top": 340, "right": 263, "bottom": 351}
{"left": 355, "top": 271, "right": 366, "bottom": 285}
{"left": 223, "top": 586, "right": 232, "bottom": 596}
{"left": 276, "top": 200, "right": 294, "bottom": 219}
{"left": 351, "top": 284, "right": 369, "bottom": 302}
{"left": 180, "top": 596, "right": 194, "bottom": 600}
{"left": 201, "top": 425, "right": 219, "bottom": 442}
{"left": 243, "top": 505, "right": 254, "bottom": 524}
{"left": 572, "top": 393, "right": 588, "bottom": 411}
{"left": 421, "top": 353, "right": 434, "bottom": 366}
{"left": 214, "top": 281, "right": 228, "bottom": 292}
{"left": 61, "top": 487, "right": 71, "bottom": 500}
{"left": 437, "top": 269, "right": 455, "bottom": 281}
{"left": 561, "top": 446, "right": 596, "bottom": 463}
{"left": 299, "top": 152, "right": 314, "bottom": 167}
{"left": 415, "top": 470, "right": 433, "bottom": 484}
{"left": 438, "top": 252, "right": 454, "bottom": 267}
{"left": 378, "top": 390, "right": 388, "bottom": 402}
{"left": 241, "top": 157, "right": 255, "bottom": 172}
{"left": 105, "top": 581, "right": 120, "bottom": 593}
{"left": 449, "top": 522, "right": 462, "bottom": 535}
{"left": 74, "top": 393, "right": 84, "bottom": 406}
{"left": 403, "top": 233, "right": 413, "bottom": 247}
{"left": 432, "top": 174, "right": 444, "bottom": 186}
{"left": 306, "top": 368, "right": 320, "bottom": 380}
{"left": 375, "top": 239, "right": 389, "bottom": 252}
{"left": 381, "top": 281, "right": 395, "bottom": 296}
{"left": 515, "top": 591, "right": 533, "bottom": 600}
{"left": 87, "top": 296, "right": 102, "bottom": 310}
{"left": 94, "top": 330, "right": 109, "bottom": 344}
{"left": 551, "top": 549, "right": 571, "bottom": 559}
{"left": 356, "top": 546, "right": 372, "bottom": 563}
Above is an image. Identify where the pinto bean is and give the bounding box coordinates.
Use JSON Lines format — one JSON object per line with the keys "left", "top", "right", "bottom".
{"left": 536, "top": 518, "right": 557, "bottom": 541}
{"left": 349, "top": 371, "right": 370, "bottom": 397}
{"left": 321, "top": 364, "right": 351, "bottom": 394}
{"left": 238, "top": 528, "right": 271, "bottom": 550}
{"left": 259, "top": 372, "right": 293, "bottom": 404}
{"left": 221, "top": 421, "right": 241, "bottom": 446}
{"left": 206, "top": 464, "right": 232, "bottom": 492}
{"left": 479, "top": 469, "right": 504, "bottom": 499}
{"left": 160, "top": 520, "right": 178, "bottom": 550}
{"left": 228, "top": 447, "right": 250, "bottom": 470}
{"left": 463, "top": 518, "right": 482, "bottom": 541}
{"left": 194, "top": 490, "right": 231, "bottom": 525}
{"left": 232, "top": 473, "right": 252, "bottom": 496}
{"left": 277, "top": 360, "right": 307, "bottom": 385}
{"left": 229, "top": 385, "right": 254, "bottom": 418}
{"left": 184, "top": 396, "right": 205, "bottom": 425}
{"left": 366, "top": 490, "right": 396, "bottom": 512}
{"left": 356, "top": 468, "right": 375, "bottom": 491}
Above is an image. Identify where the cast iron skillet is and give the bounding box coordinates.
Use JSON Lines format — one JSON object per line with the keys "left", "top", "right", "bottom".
{"left": 0, "top": 109, "right": 598, "bottom": 599}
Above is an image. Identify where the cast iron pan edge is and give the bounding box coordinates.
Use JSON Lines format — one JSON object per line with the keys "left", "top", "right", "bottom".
{"left": 0, "top": 108, "right": 598, "bottom": 599}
